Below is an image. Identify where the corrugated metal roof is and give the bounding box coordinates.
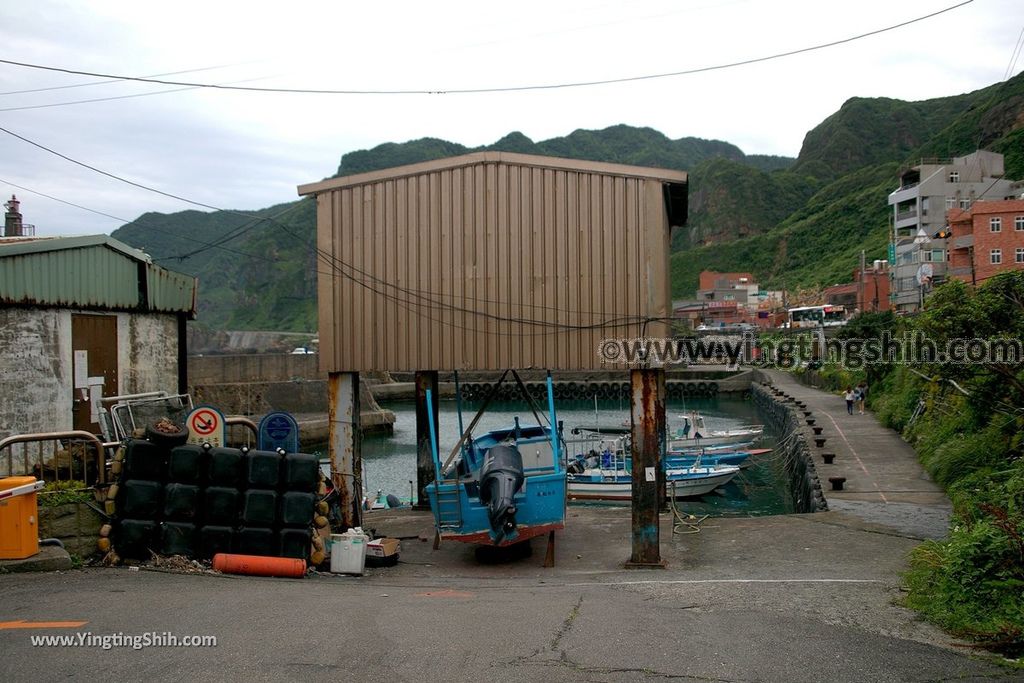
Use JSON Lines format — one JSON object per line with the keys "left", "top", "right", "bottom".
{"left": 298, "top": 151, "right": 688, "bottom": 195}
{"left": 0, "top": 235, "right": 197, "bottom": 316}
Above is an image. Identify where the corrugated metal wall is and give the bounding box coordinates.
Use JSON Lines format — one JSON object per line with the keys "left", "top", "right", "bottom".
{"left": 307, "top": 154, "right": 683, "bottom": 372}
{"left": 0, "top": 242, "right": 196, "bottom": 314}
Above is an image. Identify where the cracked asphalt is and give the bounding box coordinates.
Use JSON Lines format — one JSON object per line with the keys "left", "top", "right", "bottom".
{"left": 0, "top": 508, "right": 1017, "bottom": 682}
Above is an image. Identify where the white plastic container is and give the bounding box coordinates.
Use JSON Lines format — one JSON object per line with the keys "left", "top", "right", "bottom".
{"left": 330, "top": 528, "right": 369, "bottom": 575}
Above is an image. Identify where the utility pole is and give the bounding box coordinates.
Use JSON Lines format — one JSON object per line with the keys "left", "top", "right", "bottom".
{"left": 859, "top": 250, "right": 866, "bottom": 313}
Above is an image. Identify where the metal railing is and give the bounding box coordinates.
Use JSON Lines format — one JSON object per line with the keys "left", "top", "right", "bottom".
{"left": 0, "top": 431, "right": 109, "bottom": 486}
{"left": 225, "top": 416, "right": 258, "bottom": 447}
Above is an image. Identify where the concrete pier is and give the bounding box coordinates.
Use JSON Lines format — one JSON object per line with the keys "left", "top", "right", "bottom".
{"left": 758, "top": 369, "right": 951, "bottom": 539}
{"left": 1, "top": 374, "right": 995, "bottom": 680}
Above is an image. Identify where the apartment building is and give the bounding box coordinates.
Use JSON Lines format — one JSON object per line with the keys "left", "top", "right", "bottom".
{"left": 887, "top": 151, "right": 1017, "bottom": 312}
{"left": 947, "top": 199, "right": 1024, "bottom": 284}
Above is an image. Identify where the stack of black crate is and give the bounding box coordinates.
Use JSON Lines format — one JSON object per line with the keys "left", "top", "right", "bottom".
{"left": 114, "top": 439, "right": 166, "bottom": 557}
{"left": 114, "top": 438, "right": 320, "bottom": 561}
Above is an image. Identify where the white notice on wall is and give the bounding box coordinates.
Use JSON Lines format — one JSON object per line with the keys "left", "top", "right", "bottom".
{"left": 645, "top": 467, "right": 656, "bottom": 482}
{"left": 88, "top": 376, "right": 104, "bottom": 423}
{"left": 73, "top": 350, "right": 88, "bottom": 389}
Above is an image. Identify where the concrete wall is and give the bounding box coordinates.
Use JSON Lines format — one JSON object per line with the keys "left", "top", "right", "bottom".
{"left": 120, "top": 314, "right": 179, "bottom": 396}
{"left": 0, "top": 307, "right": 180, "bottom": 441}
{"left": 189, "top": 353, "right": 322, "bottom": 385}
{"left": 0, "top": 307, "right": 73, "bottom": 439}
{"left": 749, "top": 375, "right": 827, "bottom": 513}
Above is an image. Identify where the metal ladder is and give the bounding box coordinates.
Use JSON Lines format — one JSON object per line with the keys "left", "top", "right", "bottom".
{"left": 433, "top": 480, "right": 463, "bottom": 529}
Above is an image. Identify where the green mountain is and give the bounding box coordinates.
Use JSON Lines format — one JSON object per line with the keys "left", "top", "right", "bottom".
{"left": 111, "top": 72, "right": 1024, "bottom": 331}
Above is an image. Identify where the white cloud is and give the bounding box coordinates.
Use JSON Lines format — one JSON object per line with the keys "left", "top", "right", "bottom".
{"left": 0, "top": 0, "right": 1020, "bottom": 236}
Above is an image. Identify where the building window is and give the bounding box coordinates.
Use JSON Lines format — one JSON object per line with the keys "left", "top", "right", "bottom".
{"left": 991, "top": 249, "right": 1002, "bottom": 265}
{"left": 945, "top": 197, "right": 956, "bottom": 210}
{"left": 898, "top": 277, "right": 916, "bottom": 291}
{"left": 960, "top": 199, "right": 971, "bottom": 209}
{"left": 924, "top": 249, "right": 945, "bottom": 262}
{"left": 990, "top": 217, "right": 1002, "bottom": 232}
{"left": 1016, "top": 215, "right": 1024, "bottom": 231}
{"left": 949, "top": 171, "right": 960, "bottom": 182}
{"left": 1017, "top": 248, "right": 1024, "bottom": 263}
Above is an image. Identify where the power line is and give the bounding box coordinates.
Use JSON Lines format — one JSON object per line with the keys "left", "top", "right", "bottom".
{"left": 0, "top": 124, "right": 221, "bottom": 211}
{"left": 1005, "top": 24, "right": 1024, "bottom": 80}
{"left": 0, "top": 84, "right": 205, "bottom": 112}
{"left": 0, "top": 178, "right": 130, "bottom": 223}
{"left": 0, "top": 123, "right": 650, "bottom": 330}
{"left": 0, "top": 62, "right": 256, "bottom": 96}
{"left": 0, "top": 76, "right": 276, "bottom": 113}
{"left": 0, "top": 2, "right": 973, "bottom": 96}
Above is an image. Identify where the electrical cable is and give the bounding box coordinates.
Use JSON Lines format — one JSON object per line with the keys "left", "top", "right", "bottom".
{"left": 0, "top": 124, "right": 732, "bottom": 340}
{"left": 0, "top": 62, "right": 254, "bottom": 96}
{"left": 1004, "top": 24, "right": 1024, "bottom": 80}
{"left": 0, "top": 2, "right": 973, "bottom": 96}
{"left": 0, "top": 178, "right": 130, "bottom": 223}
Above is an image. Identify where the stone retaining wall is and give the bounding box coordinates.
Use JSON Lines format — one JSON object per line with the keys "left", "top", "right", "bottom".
{"left": 750, "top": 375, "right": 827, "bottom": 513}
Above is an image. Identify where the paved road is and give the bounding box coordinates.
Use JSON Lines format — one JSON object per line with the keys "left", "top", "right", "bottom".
{"left": 2, "top": 375, "right": 1012, "bottom": 682}
{"left": 1, "top": 508, "right": 1013, "bottom": 682}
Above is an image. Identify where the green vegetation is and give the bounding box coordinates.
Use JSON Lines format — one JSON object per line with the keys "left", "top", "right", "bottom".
{"left": 111, "top": 72, "right": 1024, "bottom": 331}
{"left": 836, "top": 274, "right": 1024, "bottom": 657}
{"left": 38, "top": 480, "right": 93, "bottom": 507}
{"left": 113, "top": 199, "right": 318, "bottom": 331}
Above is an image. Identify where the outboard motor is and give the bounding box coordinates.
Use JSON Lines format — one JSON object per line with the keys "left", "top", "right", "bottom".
{"left": 477, "top": 445, "right": 525, "bottom": 542}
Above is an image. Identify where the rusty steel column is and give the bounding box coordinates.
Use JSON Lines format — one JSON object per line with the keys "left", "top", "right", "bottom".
{"left": 656, "top": 369, "right": 667, "bottom": 511}
{"left": 414, "top": 370, "right": 439, "bottom": 509}
{"left": 328, "top": 371, "right": 362, "bottom": 529}
{"left": 626, "top": 368, "right": 667, "bottom": 568}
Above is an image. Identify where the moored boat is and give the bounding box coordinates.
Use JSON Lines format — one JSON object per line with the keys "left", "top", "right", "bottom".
{"left": 667, "top": 412, "right": 764, "bottom": 449}
{"left": 567, "top": 463, "right": 740, "bottom": 502}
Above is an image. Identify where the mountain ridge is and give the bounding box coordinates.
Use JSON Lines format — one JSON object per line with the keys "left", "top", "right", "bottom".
{"left": 112, "top": 72, "right": 1024, "bottom": 331}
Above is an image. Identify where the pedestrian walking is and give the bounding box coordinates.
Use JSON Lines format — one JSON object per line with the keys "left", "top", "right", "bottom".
{"left": 855, "top": 381, "right": 867, "bottom": 414}
{"left": 844, "top": 386, "right": 855, "bottom": 415}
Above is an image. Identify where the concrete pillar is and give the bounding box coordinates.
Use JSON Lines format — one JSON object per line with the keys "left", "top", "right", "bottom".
{"left": 328, "top": 371, "right": 362, "bottom": 529}
{"left": 626, "top": 368, "right": 666, "bottom": 568}
{"left": 414, "top": 370, "right": 440, "bottom": 509}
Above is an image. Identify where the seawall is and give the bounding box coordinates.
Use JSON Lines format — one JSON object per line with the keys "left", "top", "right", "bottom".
{"left": 749, "top": 373, "right": 828, "bottom": 513}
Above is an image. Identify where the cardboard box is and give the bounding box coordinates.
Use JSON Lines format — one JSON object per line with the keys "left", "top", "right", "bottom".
{"left": 366, "top": 537, "right": 400, "bottom": 558}
{"left": 365, "top": 537, "right": 400, "bottom": 566}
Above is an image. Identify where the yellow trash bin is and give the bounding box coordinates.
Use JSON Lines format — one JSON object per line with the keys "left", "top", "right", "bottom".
{"left": 0, "top": 476, "right": 43, "bottom": 560}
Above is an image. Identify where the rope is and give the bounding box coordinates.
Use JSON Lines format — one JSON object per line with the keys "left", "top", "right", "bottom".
{"left": 668, "top": 481, "right": 710, "bottom": 535}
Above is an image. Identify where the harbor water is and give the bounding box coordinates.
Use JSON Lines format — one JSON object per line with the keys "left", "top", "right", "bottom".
{"left": 355, "top": 396, "right": 793, "bottom": 517}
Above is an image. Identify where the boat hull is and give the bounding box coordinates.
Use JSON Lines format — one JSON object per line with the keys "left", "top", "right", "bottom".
{"left": 567, "top": 466, "right": 739, "bottom": 502}
{"left": 427, "top": 469, "right": 566, "bottom": 547}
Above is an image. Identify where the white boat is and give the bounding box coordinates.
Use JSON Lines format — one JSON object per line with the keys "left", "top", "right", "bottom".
{"left": 667, "top": 412, "right": 763, "bottom": 449}
{"left": 566, "top": 462, "right": 740, "bottom": 502}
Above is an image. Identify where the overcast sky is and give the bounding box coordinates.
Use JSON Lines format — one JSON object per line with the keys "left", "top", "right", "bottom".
{"left": 0, "top": 0, "right": 1021, "bottom": 237}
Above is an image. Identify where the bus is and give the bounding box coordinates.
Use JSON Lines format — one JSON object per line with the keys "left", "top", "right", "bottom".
{"left": 787, "top": 305, "right": 847, "bottom": 329}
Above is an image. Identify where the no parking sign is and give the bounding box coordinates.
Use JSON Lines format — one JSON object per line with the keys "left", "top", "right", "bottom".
{"left": 186, "top": 405, "right": 226, "bottom": 447}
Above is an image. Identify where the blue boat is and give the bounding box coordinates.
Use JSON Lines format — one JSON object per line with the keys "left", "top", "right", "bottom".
{"left": 665, "top": 450, "right": 751, "bottom": 469}
{"left": 425, "top": 375, "right": 566, "bottom": 547}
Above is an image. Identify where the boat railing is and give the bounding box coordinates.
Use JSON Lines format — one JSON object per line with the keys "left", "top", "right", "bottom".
{"left": 0, "top": 430, "right": 112, "bottom": 486}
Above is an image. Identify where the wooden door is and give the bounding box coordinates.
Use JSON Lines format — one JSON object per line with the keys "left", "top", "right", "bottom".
{"left": 71, "top": 314, "right": 118, "bottom": 432}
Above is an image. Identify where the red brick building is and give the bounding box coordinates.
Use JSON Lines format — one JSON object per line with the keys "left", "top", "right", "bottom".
{"left": 948, "top": 200, "right": 1024, "bottom": 284}
{"left": 822, "top": 264, "right": 891, "bottom": 313}
{"left": 698, "top": 271, "right": 755, "bottom": 291}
